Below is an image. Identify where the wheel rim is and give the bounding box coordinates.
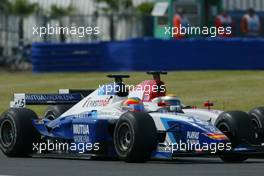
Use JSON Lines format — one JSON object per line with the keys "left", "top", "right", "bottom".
{"left": 117, "top": 123, "right": 132, "bottom": 152}
{"left": 45, "top": 111, "right": 55, "bottom": 120}
{"left": 252, "top": 117, "right": 261, "bottom": 141}
{"left": 0, "top": 119, "right": 14, "bottom": 147}
{"left": 218, "top": 122, "right": 232, "bottom": 140}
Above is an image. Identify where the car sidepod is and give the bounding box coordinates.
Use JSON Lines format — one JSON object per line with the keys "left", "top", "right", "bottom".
{"left": 32, "top": 112, "right": 116, "bottom": 157}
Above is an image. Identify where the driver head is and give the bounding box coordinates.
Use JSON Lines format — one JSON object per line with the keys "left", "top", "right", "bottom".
{"left": 153, "top": 94, "right": 182, "bottom": 112}
{"left": 122, "top": 97, "right": 144, "bottom": 112}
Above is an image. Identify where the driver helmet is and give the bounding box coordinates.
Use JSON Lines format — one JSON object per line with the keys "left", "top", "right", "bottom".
{"left": 153, "top": 94, "right": 182, "bottom": 112}
{"left": 153, "top": 94, "right": 181, "bottom": 105}
{"left": 122, "top": 97, "right": 144, "bottom": 112}
{"left": 163, "top": 94, "right": 181, "bottom": 106}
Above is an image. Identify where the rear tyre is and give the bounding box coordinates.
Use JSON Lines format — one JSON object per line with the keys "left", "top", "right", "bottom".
{"left": 248, "top": 107, "right": 264, "bottom": 143}
{"left": 44, "top": 104, "right": 73, "bottom": 120}
{"left": 114, "top": 112, "right": 157, "bottom": 163}
{"left": 215, "top": 111, "right": 255, "bottom": 163}
{"left": 0, "top": 108, "right": 40, "bottom": 157}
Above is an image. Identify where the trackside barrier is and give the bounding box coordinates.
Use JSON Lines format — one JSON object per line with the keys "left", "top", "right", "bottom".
{"left": 31, "top": 38, "right": 264, "bottom": 72}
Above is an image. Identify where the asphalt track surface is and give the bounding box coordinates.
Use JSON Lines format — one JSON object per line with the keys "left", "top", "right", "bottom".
{"left": 1, "top": 152, "right": 264, "bottom": 176}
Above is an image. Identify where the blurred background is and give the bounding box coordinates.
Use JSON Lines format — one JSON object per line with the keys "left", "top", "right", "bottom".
{"left": 1, "top": 0, "right": 264, "bottom": 112}
{"left": 0, "top": 0, "right": 264, "bottom": 72}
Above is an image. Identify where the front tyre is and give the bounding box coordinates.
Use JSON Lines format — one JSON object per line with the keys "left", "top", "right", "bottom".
{"left": 219, "top": 154, "right": 248, "bottom": 163}
{"left": 249, "top": 107, "right": 264, "bottom": 143}
{"left": 114, "top": 112, "right": 157, "bottom": 163}
{"left": 0, "top": 108, "right": 40, "bottom": 157}
{"left": 215, "top": 111, "right": 255, "bottom": 163}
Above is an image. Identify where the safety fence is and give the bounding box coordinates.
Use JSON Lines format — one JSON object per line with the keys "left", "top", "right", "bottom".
{"left": 31, "top": 38, "right": 264, "bottom": 72}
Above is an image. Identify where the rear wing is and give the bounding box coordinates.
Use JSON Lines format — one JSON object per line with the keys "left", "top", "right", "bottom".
{"left": 10, "top": 89, "right": 94, "bottom": 108}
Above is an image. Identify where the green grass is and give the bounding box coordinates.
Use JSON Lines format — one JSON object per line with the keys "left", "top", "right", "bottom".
{"left": 0, "top": 71, "right": 264, "bottom": 115}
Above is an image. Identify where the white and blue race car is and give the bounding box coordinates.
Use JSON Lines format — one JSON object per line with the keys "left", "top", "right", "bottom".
{"left": 0, "top": 72, "right": 264, "bottom": 162}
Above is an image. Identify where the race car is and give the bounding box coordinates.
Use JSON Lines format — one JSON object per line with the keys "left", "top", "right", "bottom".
{"left": 130, "top": 71, "right": 264, "bottom": 148}
{"left": 0, "top": 73, "right": 264, "bottom": 163}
